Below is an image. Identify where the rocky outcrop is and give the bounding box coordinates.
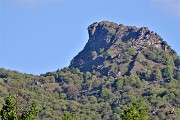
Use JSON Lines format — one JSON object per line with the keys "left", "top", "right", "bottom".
{"left": 69, "top": 21, "right": 174, "bottom": 75}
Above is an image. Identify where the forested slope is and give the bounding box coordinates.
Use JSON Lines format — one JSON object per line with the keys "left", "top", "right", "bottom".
{"left": 0, "top": 21, "right": 180, "bottom": 120}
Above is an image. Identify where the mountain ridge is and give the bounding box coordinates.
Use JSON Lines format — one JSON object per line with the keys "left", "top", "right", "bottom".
{"left": 69, "top": 21, "right": 177, "bottom": 77}
{"left": 0, "top": 21, "right": 179, "bottom": 120}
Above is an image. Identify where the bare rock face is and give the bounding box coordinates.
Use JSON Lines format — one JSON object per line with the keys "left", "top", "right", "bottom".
{"left": 88, "top": 21, "right": 163, "bottom": 47}
{"left": 69, "top": 21, "right": 175, "bottom": 76}
{"left": 88, "top": 21, "right": 118, "bottom": 43}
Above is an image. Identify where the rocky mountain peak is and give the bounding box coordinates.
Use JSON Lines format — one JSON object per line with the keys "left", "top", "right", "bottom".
{"left": 87, "top": 21, "right": 164, "bottom": 48}
{"left": 0, "top": 21, "right": 179, "bottom": 120}
{"left": 88, "top": 21, "right": 118, "bottom": 41}
{"left": 69, "top": 21, "right": 176, "bottom": 76}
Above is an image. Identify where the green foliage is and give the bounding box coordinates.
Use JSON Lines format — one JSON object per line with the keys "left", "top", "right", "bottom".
{"left": 0, "top": 96, "right": 18, "bottom": 120}
{"left": 127, "top": 48, "right": 137, "bottom": 56}
{"left": 175, "top": 71, "right": 180, "bottom": 80}
{"left": 0, "top": 96, "right": 39, "bottom": 120}
{"left": 162, "top": 66, "right": 173, "bottom": 78}
{"left": 115, "top": 79, "right": 123, "bottom": 90}
{"left": 84, "top": 71, "right": 92, "bottom": 81}
{"left": 20, "top": 102, "right": 39, "bottom": 120}
{"left": 148, "top": 52, "right": 156, "bottom": 60}
{"left": 62, "top": 112, "right": 73, "bottom": 120}
{"left": 121, "top": 102, "right": 149, "bottom": 120}
{"left": 0, "top": 78, "right": 4, "bottom": 84}
{"left": 100, "top": 87, "right": 111, "bottom": 100}
{"left": 153, "top": 68, "right": 162, "bottom": 81}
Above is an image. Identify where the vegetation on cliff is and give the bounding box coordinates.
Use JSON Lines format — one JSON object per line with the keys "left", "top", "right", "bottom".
{"left": 0, "top": 21, "right": 179, "bottom": 120}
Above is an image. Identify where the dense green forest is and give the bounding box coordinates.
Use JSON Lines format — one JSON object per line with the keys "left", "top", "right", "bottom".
{"left": 0, "top": 21, "right": 180, "bottom": 120}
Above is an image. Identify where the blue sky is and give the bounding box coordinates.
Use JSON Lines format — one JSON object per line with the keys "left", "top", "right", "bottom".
{"left": 0, "top": 0, "right": 180, "bottom": 75}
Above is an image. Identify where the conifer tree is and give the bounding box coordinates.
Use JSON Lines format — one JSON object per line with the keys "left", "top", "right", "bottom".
{"left": 0, "top": 96, "right": 39, "bottom": 120}
{"left": 20, "top": 102, "right": 39, "bottom": 120}
{"left": 62, "top": 112, "right": 73, "bottom": 120}
{"left": 0, "top": 96, "right": 18, "bottom": 120}
{"left": 121, "top": 102, "right": 149, "bottom": 120}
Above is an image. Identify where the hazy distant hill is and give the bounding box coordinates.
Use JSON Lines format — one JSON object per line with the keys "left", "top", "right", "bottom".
{"left": 0, "top": 21, "right": 179, "bottom": 120}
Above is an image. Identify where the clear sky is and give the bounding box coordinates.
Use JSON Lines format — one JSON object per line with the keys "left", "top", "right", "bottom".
{"left": 0, "top": 0, "right": 180, "bottom": 75}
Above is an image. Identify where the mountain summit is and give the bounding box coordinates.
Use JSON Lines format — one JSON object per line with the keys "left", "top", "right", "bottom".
{"left": 0, "top": 21, "right": 179, "bottom": 120}
{"left": 70, "top": 21, "right": 176, "bottom": 77}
